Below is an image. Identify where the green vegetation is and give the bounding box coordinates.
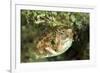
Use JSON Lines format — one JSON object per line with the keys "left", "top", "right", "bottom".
{"left": 21, "top": 10, "right": 89, "bottom": 62}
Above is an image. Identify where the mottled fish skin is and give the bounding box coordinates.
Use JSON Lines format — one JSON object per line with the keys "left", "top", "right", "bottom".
{"left": 33, "top": 26, "right": 74, "bottom": 59}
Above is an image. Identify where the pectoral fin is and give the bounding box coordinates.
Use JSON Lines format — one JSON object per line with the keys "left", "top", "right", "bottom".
{"left": 45, "top": 47, "right": 57, "bottom": 55}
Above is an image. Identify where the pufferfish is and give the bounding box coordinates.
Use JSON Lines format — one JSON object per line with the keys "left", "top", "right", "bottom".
{"left": 33, "top": 25, "right": 74, "bottom": 59}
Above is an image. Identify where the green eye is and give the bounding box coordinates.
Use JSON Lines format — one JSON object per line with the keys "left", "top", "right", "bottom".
{"left": 51, "top": 40, "right": 55, "bottom": 45}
